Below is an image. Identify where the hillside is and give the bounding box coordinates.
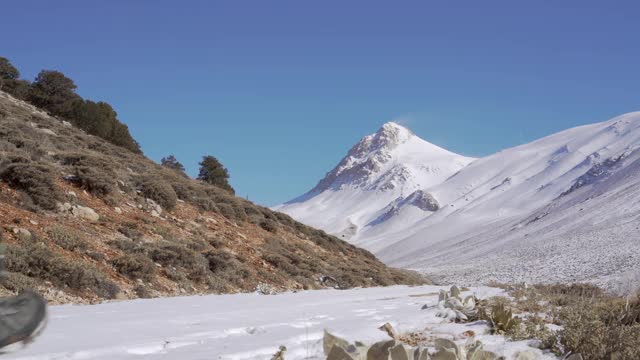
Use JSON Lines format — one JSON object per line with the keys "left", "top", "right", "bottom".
{"left": 278, "top": 115, "right": 640, "bottom": 292}
{"left": 0, "top": 90, "right": 424, "bottom": 304}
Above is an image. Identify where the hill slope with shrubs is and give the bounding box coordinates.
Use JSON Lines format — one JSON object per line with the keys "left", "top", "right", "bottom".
{"left": 0, "top": 90, "right": 425, "bottom": 304}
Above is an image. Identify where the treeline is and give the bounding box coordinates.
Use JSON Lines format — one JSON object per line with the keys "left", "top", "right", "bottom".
{"left": 0, "top": 57, "right": 141, "bottom": 153}
{"left": 162, "top": 154, "right": 235, "bottom": 194}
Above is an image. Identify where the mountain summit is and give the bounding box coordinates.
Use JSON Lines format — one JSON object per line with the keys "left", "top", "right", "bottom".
{"left": 308, "top": 122, "right": 472, "bottom": 194}
{"left": 275, "top": 121, "right": 474, "bottom": 239}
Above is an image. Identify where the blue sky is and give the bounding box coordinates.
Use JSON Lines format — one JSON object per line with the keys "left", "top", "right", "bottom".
{"left": 2, "top": 1, "right": 640, "bottom": 205}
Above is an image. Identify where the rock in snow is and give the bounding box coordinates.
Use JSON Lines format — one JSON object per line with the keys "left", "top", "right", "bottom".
{"left": 276, "top": 113, "right": 640, "bottom": 292}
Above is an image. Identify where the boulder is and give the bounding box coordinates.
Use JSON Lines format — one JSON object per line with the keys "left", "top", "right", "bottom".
{"left": 12, "top": 227, "right": 31, "bottom": 239}
{"left": 71, "top": 205, "right": 100, "bottom": 222}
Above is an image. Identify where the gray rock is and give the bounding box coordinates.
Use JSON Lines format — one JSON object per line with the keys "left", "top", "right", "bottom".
{"left": 12, "top": 227, "right": 31, "bottom": 239}
{"left": 71, "top": 205, "right": 100, "bottom": 222}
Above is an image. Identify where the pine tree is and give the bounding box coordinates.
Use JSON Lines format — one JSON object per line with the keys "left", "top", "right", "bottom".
{"left": 0, "top": 57, "right": 19, "bottom": 88}
{"left": 161, "top": 155, "right": 186, "bottom": 173}
{"left": 197, "top": 155, "right": 234, "bottom": 193}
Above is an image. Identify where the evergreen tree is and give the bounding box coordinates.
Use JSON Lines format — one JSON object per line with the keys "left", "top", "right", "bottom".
{"left": 161, "top": 155, "right": 186, "bottom": 173}
{"left": 0, "top": 57, "right": 19, "bottom": 89}
{"left": 29, "top": 70, "right": 80, "bottom": 117}
{"left": 0, "top": 58, "right": 141, "bottom": 153}
{"left": 197, "top": 155, "right": 234, "bottom": 193}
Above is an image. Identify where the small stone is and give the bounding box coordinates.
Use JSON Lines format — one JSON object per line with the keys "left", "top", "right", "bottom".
{"left": 29, "top": 219, "right": 39, "bottom": 225}
{"left": 67, "top": 191, "right": 77, "bottom": 197}
{"left": 57, "top": 202, "right": 73, "bottom": 213}
{"left": 114, "top": 207, "right": 123, "bottom": 214}
{"left": 38, "top": 128, "right": 57, "bottom": 136}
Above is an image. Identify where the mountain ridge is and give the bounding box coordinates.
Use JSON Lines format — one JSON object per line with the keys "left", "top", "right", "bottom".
{"left": 277, "top": 112, "right": 640, "bottom": 292}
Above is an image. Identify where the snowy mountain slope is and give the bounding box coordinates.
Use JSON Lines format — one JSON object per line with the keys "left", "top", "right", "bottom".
{"left": 274, "top": 122, "right": 474, "bottom": 239}
{"left": 278, "top": 112, "right": 640, "bottom": 291}
{"left": 5, "top": 285, "right": 556, "bottom": 360}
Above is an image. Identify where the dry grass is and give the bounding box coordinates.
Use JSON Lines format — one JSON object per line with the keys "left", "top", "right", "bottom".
{"left": 489, "top": 283, "right": 640, "bottom": 359}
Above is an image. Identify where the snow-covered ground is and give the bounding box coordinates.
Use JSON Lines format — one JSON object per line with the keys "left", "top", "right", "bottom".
{"left": 5, "top": 286, "right": 556, "bottom": 360}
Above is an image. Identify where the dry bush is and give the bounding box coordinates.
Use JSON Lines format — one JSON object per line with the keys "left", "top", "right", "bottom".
{"left": 134, "top": 284, "right": 152, "bottom": 299}
{"left": 58, "top": 153, "right": 119, "bottom": 197}
{"left": 140, "top": 178, "right": 177, "bottom": 211}
{"left": 72, "top": 166, "right": 117, "bottom": 197}
{"left": 203, "top": 249, "right": 251, "bottom": 285}
{"left": 4, "top": 241, "right": 119, "bottom": 298}
{"left": 1, "top": 272, "right": 41, "bottom": 293}
{"left": 0, "top": 161, "right": 61, "bottom": 210}
{"left": 111, "top": 254, "right": 156, "bottom": 282}
{"left": 559, "top": 298, "right": 640, "bottom": 360}
{"left": 117, "top": 222, "right": 143, "bottom": 240}
{"left": 259, "top": 219, "right": 278, "bottom": 233}
{"left": 46, "top": 226, "right": 89, "bottom": 252}
{"left": 145, "top": 243, "right": 209, "bottom": 281}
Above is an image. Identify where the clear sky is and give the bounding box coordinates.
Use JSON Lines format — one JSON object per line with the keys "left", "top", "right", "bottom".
{"left": 2, "top": 1, "right": 640, "bottom": 205}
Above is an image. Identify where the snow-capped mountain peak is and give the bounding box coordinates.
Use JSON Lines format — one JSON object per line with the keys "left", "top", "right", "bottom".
{"left": 275, "top": 121, "right": 474, "bottom": 239}
{"left": 306, "top": 121, "right": 473, "bottom": 195}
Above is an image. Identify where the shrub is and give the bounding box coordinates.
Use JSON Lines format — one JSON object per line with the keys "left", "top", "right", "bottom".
{"left": 140, "top": 179, "right": 177, "bottom": 210}
{"left": 204, "top": 250, "right": 235, "bottom": 273}
{"left": 4, "top": 242, "right": 119, "bottom": 298}
{"left": 1, "top": 272, "right": 40, "bottom": 293}
{"left": 559, "top": 299, "right": 640, "bottom": 360}
{"left": 117, "top": 222, "right": 143, "bottom": 240}
{"left": 259, "top": 219, "right": 278, "bottom": 233}
{"left": 47, "top": 226, "right": 89, "bottom": 252}
{"left": 134, "top": 284, "right": 152, "bottom": 299}
{"left": 0, "top": 162, "right": 61, "bottom": 210}
{"left": 132, "top": 242, "right": 208, "bottom": 281}
{"left": 73, "top": 166, "right": 117, "bottom": 197}
{"left": 148, "top": 244, "right": 193, "bottom": 267}
{"left": 111, "top": 254, "right": 155, "bottom": 282}
{"left": 217, "top": 203, "right": 236, "bottom": 221}
{"left": 264, "top": 254, "right": 299, "bottom": 275}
